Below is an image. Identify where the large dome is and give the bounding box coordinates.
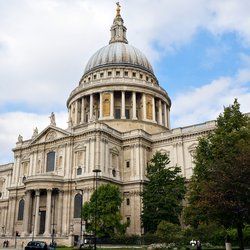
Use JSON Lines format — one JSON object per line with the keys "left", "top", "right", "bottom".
{"left": 84, "top": 42, "right": 154, "bottom": 74}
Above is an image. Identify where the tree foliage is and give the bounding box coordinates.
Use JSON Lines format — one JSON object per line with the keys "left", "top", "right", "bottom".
{"left": 141, "top": 152, "right": 186, "bottom": 233}
{"left": 82, "top": 183, "right": 127, "bottom": 238}
{"left": 184, "top": 99, "right": 250, "bottom": 249}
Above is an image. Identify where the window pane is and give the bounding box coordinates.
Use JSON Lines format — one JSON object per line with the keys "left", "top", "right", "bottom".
{"left": 77, "top": 167, "right": 82, "bottom": 175}
{"left": 115, "top": 109, "right": 121, "bottom": 119}
{"left": 74, "top": 194, "right": 82, "bottom": 218}
{"left": 125, "top": 109, "right": 130, "bottom": 119}
{"left": 18, "top": 199, "right": 24, "bottom": 220}
{"left": 46, "top": 152, "right": 55, "bottom": 172}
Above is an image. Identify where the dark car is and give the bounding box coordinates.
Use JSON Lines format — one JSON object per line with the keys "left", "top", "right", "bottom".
{"left": 25, "top": 241, "right": 48, "bottom": 250}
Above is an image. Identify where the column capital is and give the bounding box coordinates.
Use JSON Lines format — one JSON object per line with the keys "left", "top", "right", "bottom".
{"left": 35, "top": 189, "right": 40, "bottom": 196}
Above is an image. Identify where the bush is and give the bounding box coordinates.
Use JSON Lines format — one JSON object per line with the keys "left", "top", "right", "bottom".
{"left": 156, "top": 221, "right": 182, "bottom": 243}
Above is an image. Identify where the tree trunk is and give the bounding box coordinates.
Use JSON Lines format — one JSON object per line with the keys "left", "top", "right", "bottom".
{"left": 237, "top": 222, "right": 244, "bottom": 250}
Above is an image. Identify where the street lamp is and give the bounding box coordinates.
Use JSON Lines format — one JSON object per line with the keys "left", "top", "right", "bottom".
{"left": 75, "top": 181, "right": 84, "bottom": 248}
{"left": 92, "top": 169, "right": 101, "bottom": 250}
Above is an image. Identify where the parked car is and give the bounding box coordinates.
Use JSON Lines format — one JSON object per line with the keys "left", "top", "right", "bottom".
{"left": 25, "top": 241, "right": 48, "bottom": 250}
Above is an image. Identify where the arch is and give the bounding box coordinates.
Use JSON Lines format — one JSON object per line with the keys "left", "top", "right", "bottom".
{"left": 17, "top": 199, "right": 25, "bottom": 220}
{"left": 46, "top": 151, "right": 55, "bottom": 172}
{"left": 74, "top": 193, "right": 83, "bottom": 218}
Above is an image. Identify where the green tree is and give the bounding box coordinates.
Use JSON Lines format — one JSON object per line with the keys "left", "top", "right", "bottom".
{"left": 142, "top": 152, "right": 186, "bottom": 233}
{"left": 185, "top": 99, "right": 250, "bottom": 250}
{"left": 82, "top": 183, "right": 127, "bottom": 238}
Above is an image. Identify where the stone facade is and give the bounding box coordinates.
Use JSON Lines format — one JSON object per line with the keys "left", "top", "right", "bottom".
{"left": 0, "top": 4, "right": 217, "bottom": 246}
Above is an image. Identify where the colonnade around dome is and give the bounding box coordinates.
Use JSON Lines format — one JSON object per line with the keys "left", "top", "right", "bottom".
{"left": 69, "top": 90, "right": 170, "bottom": 130}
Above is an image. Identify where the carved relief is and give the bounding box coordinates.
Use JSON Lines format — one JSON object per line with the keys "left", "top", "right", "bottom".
{"left": 146, "top": 95, "right": 153, "bottom": 120}
{"left": 103, "top": 93, "right": 111, "bottom": 117}
{"left": 45, "top": 131, "right": 57, "bottom": 141}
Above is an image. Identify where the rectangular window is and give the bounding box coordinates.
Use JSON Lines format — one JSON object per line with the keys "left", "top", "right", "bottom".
{"left": 140, "top": 74, "right": 143, "bottom": 79}
{"left": 116, "top": 71, "right": 120, "bottom": 76}
{"left": 126, "top": 161, "right": 130, "bottom": 168}
{"left": 126, "top": 198, "right": 130, "bottom": 205}
{"left": 100, "top": 72, "right": 104, "bottom": 77}
{"left": 115, "top": 108, "right": 121, "bottom": 119}
{"left": 93, "top": 74, "right": 97, "bottom": 79}
{"left": 127, "top": 217, "right": 131, "bottom": 225}
{"left": 132, "top": 72, "right": 136, "bottom": 77}
{"left": 124, "top": 71, "right": 128, "bottom": 76}
{"left": 146, "top": 76, "right": 149, "bottom": 81}
{"left": 108, "top": 71, "right": 112, "bottom": 76}
{"left": 125, "top": 109, "right": 130, "bottom": 119}
{"left": 46, "top": 152, "right": 55, "bottom": 172}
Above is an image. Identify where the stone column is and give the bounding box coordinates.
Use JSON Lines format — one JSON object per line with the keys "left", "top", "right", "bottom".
{"left": 99, "top": 93, "right": 103, "bottom": 119}
{"left": 121, "top": 91, "right": 126, "bottom": 119}
{"left": 110, "top": 91, "right": 114, "bottom": 119}
{"left": 33, "top": 190, "right": 40, "bottom": 236}
{"left": 167, "top": 107, "right": 171, "bottom": 129}
{"left": 163, "top": 103, "right": 168, "bottom": 127}
{"left": 132, "top": 92, "right": 137, "bottom": 120}
{"left": 81, "top": 97, "right": 85, "bottom": 123}
{"left": 74, "top": 100, "right": 78, "bottom": 125}
{"left": 57, "top": 190, "right": 63, "bottom": 236}
{"left": 158, "top": 99, "right": 163, "bottom": 125}
{"left": 44, "top": 189, "right": 52, "bottom": 236}
{"left": 152, "top": 96, "right": 156, "bottom": 122}
{"left": 142, "top": 93, "right": 147, "bottom": 120}
{"left": 89, "top": 94, "right": 93, "bottom": 121}
{"left": 22, "top": 190, "right": 31, "bottom": 236}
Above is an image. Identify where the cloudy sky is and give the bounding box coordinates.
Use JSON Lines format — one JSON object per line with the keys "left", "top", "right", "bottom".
{"left": 0, "top": 0, "right": 250, "bottom": 163}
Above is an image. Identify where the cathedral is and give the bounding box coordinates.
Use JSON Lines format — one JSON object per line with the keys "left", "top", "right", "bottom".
{"left": 0, "top": 4, "right": 216, "bottom": 246}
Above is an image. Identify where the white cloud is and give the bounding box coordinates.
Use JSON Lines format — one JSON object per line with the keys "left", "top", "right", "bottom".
{"left": 0, "top": 111, "right": 67, "bottom": 164}
{"left": 171, "top": 63, "right": 250, "bottom": 127}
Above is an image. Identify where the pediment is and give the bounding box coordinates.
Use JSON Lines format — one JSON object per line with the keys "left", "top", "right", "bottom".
{"left": 110, "top": 146, "right": 119, "bottom": 155}
{"left": 29, "top": 125, "right": 71, "bottom": 145}
{"left": 74, "top": 143, "right": 87, "bottom": 151}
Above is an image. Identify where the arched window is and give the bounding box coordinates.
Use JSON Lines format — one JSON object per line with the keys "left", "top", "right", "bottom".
{"left": 46, "top": 151, "right": 55, "bottom": 172}
{"left": 77, "top": 167, "right": 82, "bottom": 175}
{"left": 74, "top": 193, "right": 82, "bottom": 218}
{"left": 18, "top": 199, "right": 25, "bottom": 220}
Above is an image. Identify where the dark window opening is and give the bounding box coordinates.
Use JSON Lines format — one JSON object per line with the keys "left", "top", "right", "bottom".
{"left": 146, "top": 76, "right": 149, "bottom": 81}
{"left": 116, "top": 71, "right": 120, "bottom": 76}
{"left": 132, "top": 72, "right": 136, "bottom": 77}
{"left": 46, "top": 152, "right": 55, "bottom": 172}
{"left": 126, "top": 198, "right": 130, "bottom": 205}
{"left": 112, "top": 169, "right": 116, "bottom": 177}
{"left": 74, "top": 193, "right": 82, "bottom": 218}
{"left": 126, "top": 161, "right": 130, "bottom": 168}
{"left": 93, "top": 74, "right": 97, "bottom": 79}
{"left": 140, "top": 74, "right": 143, "bottom": 79}
{"left": 124, "top": 71, "right": 128, "bottom": 76}
{"left": 127, "top": 217, "right": 131, "bottom": 225}
{"left": 100, "top": 72, "right": 104, "bottom": 77}
{"left": 115, "top": 109, "right": 121, "bottom": 119}
{"left": 108, "top": 71, "right": 112, "bottom": 76}
{"left": 125, "top": 109, "right": 130, "bottom": 119}
{"left": 77, "top": 167, "right": 82, "bottom": 175}
{"left": 17, "top": 199, "right": 24, "bottom": 220}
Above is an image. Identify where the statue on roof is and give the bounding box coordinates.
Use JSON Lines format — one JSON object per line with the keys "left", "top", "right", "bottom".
{"left": 49, "top": 112, "right": 56, "bottom": 126}
{"left": 18, "top": 134, "right": 23, "bottom": 143}
{"left": 32, "top": 127, "right": 38, "bottom": 138}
